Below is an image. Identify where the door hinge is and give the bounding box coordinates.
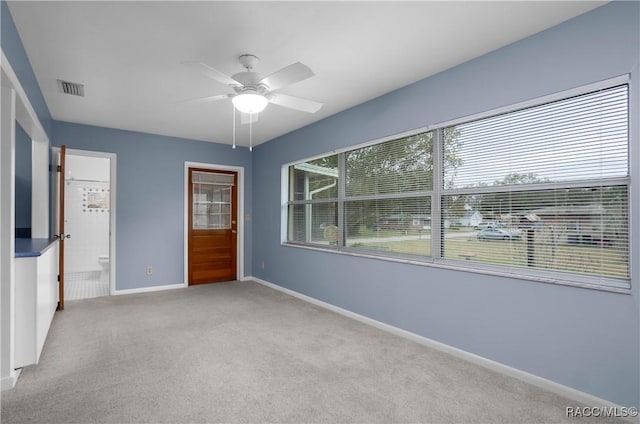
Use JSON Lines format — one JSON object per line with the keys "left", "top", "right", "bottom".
{"left": 57, "top": 274, "right": 60, "bottom": 282}
{"left": 56, "top": 165, "right": 62, "bottom": 172}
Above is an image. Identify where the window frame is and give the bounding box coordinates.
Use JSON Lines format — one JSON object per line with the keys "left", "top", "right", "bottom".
{"left": 281, "top": 75, "right": 631, "bottom": 294}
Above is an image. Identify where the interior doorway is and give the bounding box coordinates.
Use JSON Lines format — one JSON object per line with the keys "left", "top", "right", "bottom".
{"left": 183, "top": 161, "right": 245, "bottom": 287}
{"left": 53, "top": 148, "right": 116, "bottom": 300}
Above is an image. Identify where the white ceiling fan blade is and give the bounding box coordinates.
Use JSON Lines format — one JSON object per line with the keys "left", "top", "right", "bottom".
{"left": 268, "top": 93, "right": 322, "bottom": 113}
{"left": 179, "top": 93, "right": 231, "bottom": 104}
{"left": 240, "top": 112, "right": 259, "bottom": 125}
{"left": 181, "top": 61, "right": 239, "bottom": 86}
{"left": 260, "top": 62, "right": 314, "bottom": 91}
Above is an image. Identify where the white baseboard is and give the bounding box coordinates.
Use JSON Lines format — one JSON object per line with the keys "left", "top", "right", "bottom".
{"left": 249, "top": 276, "right": 635, "bottom": 422}
{"left": 113, "top": 283, "right": 186, "bottom": 296}
{"left": 1, "top": 368, "right": 21, "bottom": 391}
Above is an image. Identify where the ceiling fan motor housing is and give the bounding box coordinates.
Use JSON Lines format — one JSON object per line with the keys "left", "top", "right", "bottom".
{"left": 238, "top": 54, "right": 260, "bottom": 70}
{"left": 231, "top": 71, "right": 266, "bottom": 93}
{"left": 233, "top": 54, "right": 270, "bottom": 93}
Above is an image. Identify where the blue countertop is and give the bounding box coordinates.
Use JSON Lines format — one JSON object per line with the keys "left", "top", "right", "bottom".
{"left": 15, "top": 237, "right": 58, "bottom": 258}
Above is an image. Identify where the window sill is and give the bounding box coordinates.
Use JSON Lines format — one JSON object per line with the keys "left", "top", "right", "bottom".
{"left": 281, "top": 242, "right": 631, "bottom": 295}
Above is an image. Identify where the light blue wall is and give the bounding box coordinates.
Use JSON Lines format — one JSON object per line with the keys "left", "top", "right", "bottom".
{"left": 14, "top": 122, "right": 31, "bottom": 233}
{"left": 252, "top": 1, "right": 640, "bottom": 408}
{"left": 4, "top": 0, "right": 638, "bottom": 408}
{"left": 1, "top": 0, "right": 52, "bottom": 138}
{"left": 52, "top": 122, "right": 253, "bottom": 290}
{"left": 5, "top": 0, "right": 253, "bottom": 289}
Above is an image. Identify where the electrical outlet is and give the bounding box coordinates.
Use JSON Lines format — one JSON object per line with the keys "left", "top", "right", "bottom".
{"left": 261, "top": 260, "right": 265, "bottom": 270}
{"left": 146, "top": 266, "right": 153, "bottom": 275}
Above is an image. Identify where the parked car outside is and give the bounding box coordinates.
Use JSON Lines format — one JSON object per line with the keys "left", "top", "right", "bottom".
{"left": 476, "top": 221, "right": 505, "bottom": 230}
{"left": 477, "top": 228, "right": 521, "bottom": 240}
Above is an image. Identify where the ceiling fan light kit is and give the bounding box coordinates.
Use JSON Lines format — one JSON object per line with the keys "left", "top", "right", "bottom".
{"left": 184, "top": 53, "right": 322, "bottom": 150}
{"left": 231, "top": 91, "right": 269, "bottom": 114}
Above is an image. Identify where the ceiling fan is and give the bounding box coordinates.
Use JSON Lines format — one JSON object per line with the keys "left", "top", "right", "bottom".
{"left": 182, "top": 54, "right": 322, "bottom": 122}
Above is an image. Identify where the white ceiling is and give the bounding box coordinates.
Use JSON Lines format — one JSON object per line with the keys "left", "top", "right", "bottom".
{"left": 7, "top": 1, "right": 606, "bottom": 148}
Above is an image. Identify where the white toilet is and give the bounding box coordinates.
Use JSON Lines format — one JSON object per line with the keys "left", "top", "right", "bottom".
{"left": 98, "top": 255, "right": 109, "bottom": 282}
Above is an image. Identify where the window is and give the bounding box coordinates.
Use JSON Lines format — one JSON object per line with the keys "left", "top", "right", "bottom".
{"left": 441, "top": 84, "right": 629, "bottom": 284}
{"left": 344, "top": 133, "right": 433, "bottom": 257}
{"left": 284, "top": 80, "right": 630, "bottom": 291}
{"left": 287, "top": 156, "right": 338, "bottom": 246}
{"left": 192, "top": 171, "right": 234, "bottom": 229}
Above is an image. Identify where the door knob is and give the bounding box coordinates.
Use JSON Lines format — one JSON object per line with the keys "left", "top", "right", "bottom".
{"left": 231, "top": 230, "right": 237, "bottom": 234}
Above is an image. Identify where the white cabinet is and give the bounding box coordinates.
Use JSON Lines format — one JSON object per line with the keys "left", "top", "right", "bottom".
{"left": 15, "top": 242, "right": 58, "bottom": 368}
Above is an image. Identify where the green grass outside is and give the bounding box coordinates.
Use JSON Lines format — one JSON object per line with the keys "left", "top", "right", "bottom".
{"left": 346, "top": 234, "right": 628, "bottom": 279}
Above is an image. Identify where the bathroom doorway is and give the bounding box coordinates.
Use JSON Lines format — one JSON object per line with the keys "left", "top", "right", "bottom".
{"left": 53, "top": 148, "right": 116, "bottom": 301}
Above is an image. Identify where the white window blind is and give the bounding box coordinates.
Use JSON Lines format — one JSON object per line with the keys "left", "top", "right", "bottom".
{"left": 287, "top": 156, "right": 339, "bottom": 245}
{"left": 444, "top": 85, "right": 628, "bottom": 189}
{"left": 284, "top": 82, "right": 630, "bottom": 290}
{"left": 192, "top": 171, "right": 235, "bottom": 186}
{"left": 345, "top": 132, "right": 433, "bottom": 196}
{"left": 441, "top": 84, "right": 629, "bottom": 283}
{"left": 343, "top": 132, "right": 433, "bottom": 257}
{"left": 344, "top": 196, "right": 432, "bottom": 257}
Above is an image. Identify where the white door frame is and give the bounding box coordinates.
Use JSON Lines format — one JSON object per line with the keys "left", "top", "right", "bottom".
{"left": 184, "top": 161, "right": 244, "bottom": 285}
{"left": 52, "top": 147, "right": 117, "bottom": 296}
{"left": 1, "top": 49, "right": 49, "bottom": 390}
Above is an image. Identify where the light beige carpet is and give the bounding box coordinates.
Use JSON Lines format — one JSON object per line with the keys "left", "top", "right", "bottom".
{"left": 0, "top": 280, "right": 623, "bottom": 423}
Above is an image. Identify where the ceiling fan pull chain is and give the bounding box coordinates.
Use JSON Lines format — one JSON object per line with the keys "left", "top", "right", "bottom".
{"left": 232, "top": 105, "right": 236, "bottom": 149}
{"left": 249, "top": 113, "right": 253, "bottom": 152}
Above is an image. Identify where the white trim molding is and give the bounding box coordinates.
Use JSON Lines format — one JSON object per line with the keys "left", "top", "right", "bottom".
{"left": 1, "top": 48, "right": 50, "bottom": 391}
{"left": 1, "top": 369, "right": 21, "bottom": 391}
{"left": 1, "top": 51, "right": 48, "bottom": 143}
{"left": 1, "top": 82, "right": 17, "bottom": 391}
{"left": 113, "top": 283, "right": 185, "bottom": 296}
{"left": 250, "top": 276, "right": 636, "bottom": 422}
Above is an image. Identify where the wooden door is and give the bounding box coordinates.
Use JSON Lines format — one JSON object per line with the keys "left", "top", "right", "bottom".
{"left": 54, "top": 145, "right": 67, "bottom": 310}
{"left": 188, "top": 168, "right": 237, "bottom": 284}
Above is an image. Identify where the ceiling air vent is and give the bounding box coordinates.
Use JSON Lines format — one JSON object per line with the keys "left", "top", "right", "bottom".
{"left": 57, "top": 79, "right": 85, "bottom": 97}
